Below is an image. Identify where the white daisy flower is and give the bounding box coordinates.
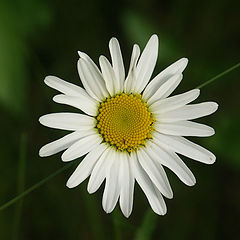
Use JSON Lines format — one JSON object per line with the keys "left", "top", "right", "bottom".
{"left": 39, "top": 35, "right": 218, "bottom": 217}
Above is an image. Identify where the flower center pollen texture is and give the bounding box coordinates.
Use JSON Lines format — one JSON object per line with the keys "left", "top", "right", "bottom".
{"left": 96, "top": 93, "right": 155, "bottom": 152}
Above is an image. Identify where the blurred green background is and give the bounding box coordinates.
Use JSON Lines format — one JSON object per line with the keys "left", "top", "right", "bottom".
{"left": 0, "top": 0, "right": 239, "bottom": 239}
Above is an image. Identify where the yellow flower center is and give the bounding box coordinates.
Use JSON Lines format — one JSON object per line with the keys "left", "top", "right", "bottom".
{"left": 96, "top": 93, "right": 155, "bottom": 152}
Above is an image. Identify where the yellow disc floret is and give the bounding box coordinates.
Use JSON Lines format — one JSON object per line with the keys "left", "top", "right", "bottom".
{"left": 96, "top": 93, "right": 155, "bottom": 152}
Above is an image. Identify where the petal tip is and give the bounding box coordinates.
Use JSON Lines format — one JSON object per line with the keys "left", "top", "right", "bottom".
{"left": 209, "top": 155, "right": 216, "bottom": 164}
{"left": 187, "top": 178, "right": 196, "bottom": 186}
{"left": 61, "top": 153, "right": 69, "bottom": 162}
{"left": 109, "top": 37, "right": 119, "bottom": 47}
{"left": 52, "top": 95, "right": 58, "bottom": 102}
{"left": 66, "top": 180, "right": 75, "bottom": 189}
{"left": 154, "top": 207, "right": 167, "bottom": 216}
{"left": 44, "top": 76, "right": 55, "bottom": 85}
{"left": 195, "top": 88, "right": 200, "bottom": 94}
{"left": 39, "top": 147, "right": 47, "bottom": 157}
{"left": 121, "top": 207, "right": 132, "bottom": 218}
{"left": 133, "top": 44, "right": 141, "bottom": 54}
{"left": 193, "top": 88, "right": 201, "bottom": 99}
{"left": 209, "top": 102, "right": 219, "bottom": 115}
{"left": 204, "top": 153, "right": 216, "bottom": 165}
{"left": 167, "top": 191, "right": 174, "bottom": 199}
{"left": 77, "top": 51, "right": 82, "bottom": 57}
{"left": 78, "top": 51, "right": 88, "bottom": 59}
{"left": 87, "top": 186, "right": 94, "bottom": 194}
{"left": 52, "top": 94, "right": 63, "bottom": 103}
{"left": 109, "top": 36, "right": 118, "bottom": 42}
{"left": 44, "top": 76, "right": 50, "bottom": 83}
{"left": 123, "top": 212, "right": 131, "bottom": 218}
{"left": 209, "top": 127, "right": 215, "bottom": 136}
{"left": 99, "top": 55, "right": 105, "bottom": 62}
{"left": 213, "top": 102, "right": 219, "bottom": 111}
{"left": 38, "top": 116, "right": 43, "bottom": 124}
{"left": 150, "top": 34, "right": 159, "bottom": 42}
{"left": 66, "top": 181, "right": 71, "bottom": 188}
{"left": 103, "top": 207, "right": 113, "bottom": 214}
{"left": 39, "top": 115, "right": 48, "bottom": 126}
{"left": 161, "top": 209, "right": 167, "bottom": 216}
{"left": 178, "top": 58, "right": 189, "bottom": 71}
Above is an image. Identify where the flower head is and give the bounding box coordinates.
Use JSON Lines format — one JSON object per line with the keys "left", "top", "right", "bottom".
{"left": 39, "top": 35, "right": 218, "bottom": 217}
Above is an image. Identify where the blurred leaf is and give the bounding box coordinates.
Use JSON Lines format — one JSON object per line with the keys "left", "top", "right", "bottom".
{"left": 120, "top": 10, "right": 158, "bottom": 47}
{"left": 120, "top": 10, "right": 184, "bottom": 65}
{"left": 0, "top": 0, "right": 50, "bottom": 115}
{"left": 208, "top": 113, "right": 240, "bottom": 169}
{"left": 134, "top": 208, "right": 157, "bottom": 240}
{"left": 0, "top": 2, "right": 27, "bottom": 114}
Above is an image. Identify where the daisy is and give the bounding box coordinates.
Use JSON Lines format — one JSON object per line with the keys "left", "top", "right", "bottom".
{"left": 39, "top": 35, "right": 218, "bottom": 217}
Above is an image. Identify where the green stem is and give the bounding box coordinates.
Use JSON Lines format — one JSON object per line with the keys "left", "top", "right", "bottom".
{"left": 134, "top": 208, "right": 158, "bottom": 240}
{"left": 0, "top": 161, "right": 76, "bottom": 211}
{"left": 81, "top": 186, "right": 106, "bottom": 240}
{"left": 12, "top": 133, "right": 27, "bottom": 240}
{"left": 196, "top": 62, "right": 240, "bottom": 89}
{"left": 113, "top": 208, "right": 122, "bottom": 240}
{"left": 112, "top": 208, "right": 136, "bottom": 240}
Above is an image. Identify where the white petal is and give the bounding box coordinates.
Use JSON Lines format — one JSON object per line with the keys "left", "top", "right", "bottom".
{"left": 130, "top": 152, "right": 167, "bottom": 215}
{"left": 147, "top": 74, "right": 182, "bottom": 105}
{"left": 152, "top": 185, "right": 167, "bottom": 215}
{"left": 39, "top": 113, "right": 96, "bottom": 131}
{"left": 78, "top": 51, "right": 103, "bottom": 76}
{"left": 53, "top": 94, "right": 98, "bottom": 116}
{"left": 77, "top": 58, "right": 109, "bottom": 101}
{"left": 39, "top": 131, "right": 88, "bottom": 157}
{"left": 87, "top": 147, "right": 112, "bottom": 193}
{"left": 146, "top": 141, "right": 196, "bottom": 186}
{"left": 149, "top": 89, "right": 200, "bottom": 113}
{"left": 137, "top": 148, "right": 173, "bottom": 198}
{"left": 153, "top": 132, "right": 216, "bottom": 164}
{"left": 154, "top": 121, "right": 215, "bottom": 137}
{"left": 99, "top": 55, "right": 116, "bottom": 96}
{"left": 66, "top": 143, "right": 108, "bottom": 188}
{"left": 61, "top": 132, "right": 102, "bottom": 162}
{"left": 44, "top": 76, "right": 89, "bottom": 97}
{"left": 102, "top": 150, "right": 120, "bottom": 213}
{"left": 156, "top": 102, "right": 218, "bottom": 122}
{"left": 134, "top": 35, "right": 159, "bottom": 93}
{"left": 119, "top": 152, "right": 135, "bottom": 218}
{"left": 124, "top": 44, "right": 140, "bottom": 94}
{"left": 78, "top": 51, "right": 110, "bottom": 97}
{"left": 109, "top": 38, "right": 125, "bottom": 93}
{"left": 143, "top": 58, "right": 188, "bottom": 100}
